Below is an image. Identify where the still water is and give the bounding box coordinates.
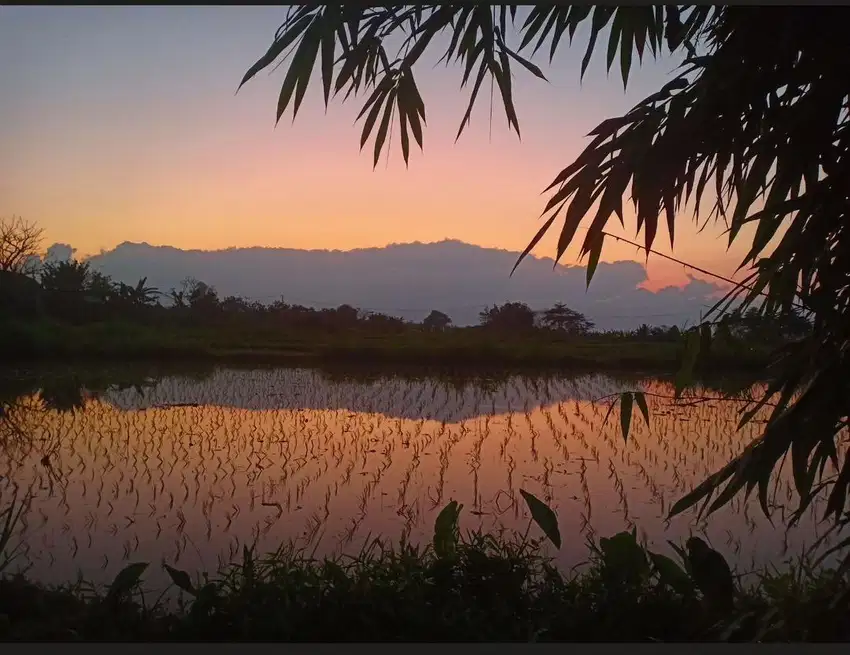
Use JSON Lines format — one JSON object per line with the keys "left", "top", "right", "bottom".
{"left": 0, "top": 365, "right": 837, "bottom": 588}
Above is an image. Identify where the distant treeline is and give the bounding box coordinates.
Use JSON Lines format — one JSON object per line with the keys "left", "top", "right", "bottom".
{"left": 0, "top": 256, "right": 812, "bottom": 345}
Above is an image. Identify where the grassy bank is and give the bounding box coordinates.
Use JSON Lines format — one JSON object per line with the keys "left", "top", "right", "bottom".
{"left": 0, "top": 319, "right": 771, "bottom": 373}
{"left": 1, "top": 517, "right": 847, "bottom": 642}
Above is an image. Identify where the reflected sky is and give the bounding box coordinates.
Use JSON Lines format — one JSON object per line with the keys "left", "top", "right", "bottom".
{"left": 0, "top": 366, "right": 841, "bottom": 591}
{"left": 102, "top": 369, "right": 637, "bottom": 422}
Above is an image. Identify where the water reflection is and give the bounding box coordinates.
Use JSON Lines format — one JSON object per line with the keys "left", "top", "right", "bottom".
{"left": 0, "top": 365, "right": 841, "bottom": 589}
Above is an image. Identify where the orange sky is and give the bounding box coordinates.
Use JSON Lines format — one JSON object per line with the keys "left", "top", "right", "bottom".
{"left": 0, "top": 6, "right": 751, "bottom": 292}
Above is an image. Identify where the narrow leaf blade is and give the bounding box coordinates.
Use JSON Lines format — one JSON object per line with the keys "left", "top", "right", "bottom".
{"left": 620, "top": 391, "right": 634, "bottom": 443}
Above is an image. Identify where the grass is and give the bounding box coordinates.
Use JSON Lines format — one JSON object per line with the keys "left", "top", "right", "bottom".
{"left": 1, "top": 492, "right": 849, "bottom": 642}
{"left": 0, "top": 318, "right": 771, "bottom": 373}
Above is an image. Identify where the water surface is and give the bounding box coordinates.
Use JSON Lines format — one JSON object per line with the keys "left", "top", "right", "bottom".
{"left": 0, "top": 365, "right": 837, "bottom": 588}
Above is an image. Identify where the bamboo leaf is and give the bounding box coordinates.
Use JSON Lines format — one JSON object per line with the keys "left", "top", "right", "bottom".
{"left": 320, "top": 11, "right": 337, "bottom": 107}
{"left": 359, "top": 90, "right": 389, "bottom": 150}
{"left": 291, "top": 20, "right": 323, "bottom": 119}
{"left": 553, "top": 176, "right": 604, "bottom": 262}
{"left": 707, "top": 467, "right": 752, "bottom": 517}
{"left": 403, "top": 8, "right": 453, "bottom": 67}
{"left": 519, "top": 7, "right": 551, "bottom": 51}
{"left": 585, "top": 232, "right": 605, "bottom": 287}
{"left": 606, "top": 11, "right": 622, "bottom": 73}
{"left": 667, "top": 465, "right": 735, "bottom": 519}
{"left": 620, "top": 391, "right": 634, "bottom": 443}
{"left": 531, "top": 8, "right": 560, "bottom": 58}
{"left": 456, "top": 59, "right": 488, "bottom": 141}
{"left": 493, "top": 52, "right": 521, "bottom": 137}
{"left": 665, "top": 5, "right": 684, "bottom": 51}
{"left": 512, "top": 212, "right": 559, "bottom": 276}
{"left": 620, "top": 16, "right": 634, "bottom": 89}
{"left": 568, "top": 6, "right": 591, "bottom": 42}
{"left": 373, "top": 89, "right": 397, "bottom": 168}
{"left": 581, "top": 7, "right": 614, "bottom": 81}
{"left": 238, "top": 13, "right": 315, "bottom": 91}
{"left": 633, "top": 10, "right": 648, "bottom": 62}
{"left": 601, "top": 395, "right": 620, "bottom": 429}
{"left": 633, "top": 391, "right": 650, "bottom": 428}
{"left": 276, "top": 51, "right": 305, "bottom": 124}
{"left": 398, "top": 102, "right": 410, "bottom": 166}
{"left": 504, "top": 47, "right": 548, "bottom": 81}
{"left": 549, "top": 9, "right": 571, "bottom": 62}
{"left": 460, "top": 39, "right": 487, "bottom": 87}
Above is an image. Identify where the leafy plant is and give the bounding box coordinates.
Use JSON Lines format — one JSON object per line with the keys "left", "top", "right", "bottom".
{"left": 105, "top": 562, "right": 149, "bottom": 606}
{"left": 164, "top": 563, "right": 197, "bottom": 597}
{"left": 520, "top": 489, "right": 561, "bottom": 549}
{"left": 3, "top": 510, "right": 849, "bottom": 641}
{"left": 433, "top": 499, "right": 462, "bottom": 558}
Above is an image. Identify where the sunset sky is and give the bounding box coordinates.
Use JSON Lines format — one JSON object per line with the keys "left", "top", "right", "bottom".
{"left": 1, "top": 6, "right": 751, "bottom": 291}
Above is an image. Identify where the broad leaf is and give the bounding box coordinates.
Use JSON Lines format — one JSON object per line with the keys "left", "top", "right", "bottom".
{"left": 163, "top": 564, "right": 196, "bottom": 596}
{"left": 520, "top": 489, "right": 561, "bottom": 549}
{"left": 433, "top": 500, "right": 462, "bottom": 558}
{"left": 106, "top": 562, "right": 149, "bottom": 604}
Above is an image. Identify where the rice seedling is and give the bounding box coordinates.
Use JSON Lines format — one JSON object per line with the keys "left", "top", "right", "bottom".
{"left": 0, "top": 487, "right": 31, "bottom": 576}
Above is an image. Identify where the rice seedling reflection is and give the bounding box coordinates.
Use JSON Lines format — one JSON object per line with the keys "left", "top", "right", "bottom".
{"left": 0, "top": 367, "right": 845, "bottom": 589}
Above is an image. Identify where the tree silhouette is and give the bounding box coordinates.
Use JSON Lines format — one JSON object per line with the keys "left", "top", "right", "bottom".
{"left": 40, "top": 260, "right": 89, "bottom": 294}
{"left": 334, "top": 304, "right": 360, "bottom": 328}
{"left": 116, "top": 277, "right": 160, "bottom": 307}
{"left": 240, "top": 6, "right": 850, "bottom": 530}
{"left": 86, "top": 271, "right": 115, "bottom": 304}
{"left": 0, "top": 269, "right": 43, "bottom": 318}
{"left": 423, "top": 310, "right": 452, "bottom": 332}
{"left": 183, "top": 278, "right": 220, "bottom": 316}
{"left": 40, "top": 259, "right": 92, "bottom": 321}
{"left": 169, "top": 287, "right": 186, "bottom": 309}
{"left": 727, "top": 307, "right": 812, "bottom": 344}
{"left": 221, "top": 295, "right": 252, "bottom": 314}
{"left": 540, "top": 303, "right": 594, "bottom": 335}
{"left": 363, "top": 311, "right": 407, "bottom": 334}
{"left": 0, "top": 216, "right": 43, "bottom": 275}
{"left": 479, "top": 302, "right": 536, "bottom": 332}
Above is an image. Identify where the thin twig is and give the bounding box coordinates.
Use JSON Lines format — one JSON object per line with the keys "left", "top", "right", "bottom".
{"left": 600, "top": 230, "right": 808, "bottom": 312}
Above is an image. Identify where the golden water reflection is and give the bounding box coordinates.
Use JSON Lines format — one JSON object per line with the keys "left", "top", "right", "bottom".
{"left": 0, "top": 368, "right": 840, "bottom": 588}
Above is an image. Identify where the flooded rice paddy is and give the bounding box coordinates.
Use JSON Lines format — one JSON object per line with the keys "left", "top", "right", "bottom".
{"left": 0, "top": 366, "right": 842, "bottom": 588}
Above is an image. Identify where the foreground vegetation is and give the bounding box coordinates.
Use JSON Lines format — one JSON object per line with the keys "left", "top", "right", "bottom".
{"left": 1, "top": 493, "right": 848, "bottom": 642}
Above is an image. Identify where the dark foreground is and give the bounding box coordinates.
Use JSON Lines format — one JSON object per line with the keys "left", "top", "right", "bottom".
{"left": 1, "top": 319, "right": 772, "bottom": 375}
{"left": 1, "top": 512, "right": 847, "bottom": 642}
